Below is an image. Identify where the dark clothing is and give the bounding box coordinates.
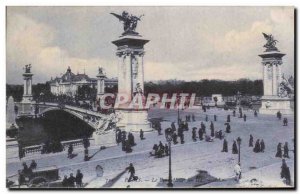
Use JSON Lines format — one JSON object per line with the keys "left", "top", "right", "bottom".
{"left": 127, "top": 165, "right": 135, "bottom": 182}
{"left": 210, "top": 122, "right": 215, "bottom": 137}
{"left": 227, "top": 115, "right": 230, "bottom": 122}
{"left": 29, "top": 161, "right": 37, "bottom": 170}
{"left": 214, "top": 115, "right": 217, "bottom": 121}
{"left": 198, "top": 129, "right": 204, "bottom": 141}
{"left": 225, "top": 124, "right": 231, "bottom": 133}
{"left": 222, "top": 139, "right": 228, "bottom": 152}
{"left": 260, "top": 140, "right": 265, "bottom": 152}
{"left": 68, "top": 144, "right": 73, "bottom": 157}
{"left": 283, "top": 143, "right": 289, "bottom": 158}
{"left": 192, "top": 128, "right": 197, "bottom": 141}
{"left": 253, "top": 140, "right": 261, "bottom": 153}
{"left": 276, "top": 143, "right": 282, "bottom": 158}
{"left": 140, "top": 130, "right": 144, "bottom": 140}
{"left": 75, "top": 172, "right": 83, "bottom": 187}
{"left": 62, "top": 177, "right": 68, "bottom": 187}
{"left": 68, "top": 176, "right": 75, "bottom": 187}
{"left": 232, "top": 141, "right": 238, "bottom": 154}
{"left": 249, "top": 135, "right": 254, "bottom": 147}
{"left": 243, "top": 114, "right": 247, "bottom": 121}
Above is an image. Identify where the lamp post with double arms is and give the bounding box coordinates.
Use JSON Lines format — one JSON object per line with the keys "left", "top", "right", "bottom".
{"left": 165, "top": 128, "right": 173, "bottom": 187}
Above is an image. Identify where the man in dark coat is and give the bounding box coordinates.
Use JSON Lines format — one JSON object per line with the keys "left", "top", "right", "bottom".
{"left": 75, "top": 169, "right": 83, "bottom": 187}
{"left": 126, "top": 163, "right": 135, "bottom": 182}
{"left": 140, "top": 129, "right": 144, "bottom": 140}
{"left": 205, "top": 115, "right": 208, "bottom": 122}
{"left": 192, "top": 127, "right": 197, "bottom": 141}
{"left": 227, "top": 115, "right": 230, "bottom": 122}
{"left": 222, "top": 139, "right": 228, "bottom": 152}
{"left": 283, "top": 142, "right": 289, "bottom": 158}
{"left": 254, "top": 110, "right": 258, "bottom": 117}
{"left": 210, "top": 122, "right": 215, "bottom": 137}
{"left": 233, "top": 110, "right": 236, "bottom": 117}
{"left": 171, "top": 122, "right": 176, "bottom": 132}
{"left": 62, "top": 175, "right": 68, "bottom": 187}
{"left": 243, "top": 114, "right": 247, "bottom": 122}
{"left": 281, "top": 159, "right": 291, "bottom": 185}
{"left": 214, "top": 115, "right": 217, "bottom": 121}
{"left": 276, "top": 143, "right": 282, "bottom": 158}
{"left": 172, "top": 133, "right": 178, "bottom": 144}
{"left": 277, "top": 111, "right": 282, "bottom": 120}
{"left": 68, "top": 144, "right": 73, "bottom": 158}
{"left": 68, "top": 173, "right": 75, "bottom": 187}
{"left": 198, "top": 128, "right": 204, "bottom": 141}
{"left": 29, "top": 160, "right": 37, "bottom": 170}
{"left": 260, "top": 139, "right": 265, "bottom": 152}
{"left": 283, "top": 118, "right": 288, "bottom": 126}
{"left": 253, "top": 139, "right": 261, "bottom": 153}
{"left": 225, "top": 123, "right": 231, "bottom": 133}
{"left": 232, "top": 141, "right": 238, "bottom": 154}
{"left": 201, "top": 122, "right": 206, "bottom": 134}
{"left": 249, "top": 134, "right": 254, "bottom": 147}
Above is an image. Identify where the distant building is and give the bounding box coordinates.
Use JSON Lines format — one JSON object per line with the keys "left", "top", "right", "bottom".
{"left": 49, "top": 66, "right": 117, "bottom": 96}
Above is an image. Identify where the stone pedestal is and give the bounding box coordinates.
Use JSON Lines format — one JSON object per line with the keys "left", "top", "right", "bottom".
{"left": 260, "top": 96, "right": 293, "bottom": 115}
{"left": 115, "top": 109, "right": 151, "bottom": 132}
{"left": 22, "top": 72, "right": 33, "bottom": 103}
{"left": 96, "top": 68, "right": 106, "bottom": 101}
{"left": 112, "top": 34, "right": 152, "bottom": 132}
{"left": 258, "top": 50, "right": 293, "bottom": 115}
{"left": 92, "top": 131, "right": 117, "bottom": 147}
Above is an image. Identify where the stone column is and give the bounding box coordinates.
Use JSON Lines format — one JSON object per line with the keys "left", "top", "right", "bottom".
{"left": 272, "top": 63, "right": 277, "bottom": 95}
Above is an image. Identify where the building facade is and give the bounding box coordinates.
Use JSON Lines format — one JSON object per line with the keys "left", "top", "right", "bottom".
{"left": 49, "top": 67, "right": 117, "bottom": 97}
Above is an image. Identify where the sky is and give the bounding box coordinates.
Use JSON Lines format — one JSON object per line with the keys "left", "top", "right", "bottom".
{"left": 6, "top": 6, "right": 294, "bottom": 84}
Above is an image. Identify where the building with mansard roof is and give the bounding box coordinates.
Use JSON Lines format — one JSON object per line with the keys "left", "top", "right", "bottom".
{"left": 49, "top": 66, "right": 117, "bottom": 96}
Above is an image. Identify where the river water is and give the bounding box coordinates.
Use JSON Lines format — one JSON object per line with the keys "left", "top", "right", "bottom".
{"left": 15, "top": 110, "right": 94, "bottom": 147}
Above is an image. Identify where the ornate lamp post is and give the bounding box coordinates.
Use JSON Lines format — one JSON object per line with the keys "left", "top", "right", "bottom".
{"left": 165, "top": 128, "right": 173, "bottom": 187}
{"left": 236, "top": 137, "right": 242, "bottom": 165}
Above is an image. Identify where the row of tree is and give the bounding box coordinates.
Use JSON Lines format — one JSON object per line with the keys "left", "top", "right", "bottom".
{"left": 6, "top": 79, "right": 263, "bottom": 102}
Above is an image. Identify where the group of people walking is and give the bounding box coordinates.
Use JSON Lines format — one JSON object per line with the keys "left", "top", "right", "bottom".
{"left": 150, "top": 141, "right": 169, "bottom": 158}
{"left": 249, "top": 135, "right": 265, "bottom": 153}
{"left": 62, "top": 169, "right": 83, "bottom": 188}
{"left": 116, "top": 129, "right": 136, "bottom": 153}
{"left": 276, "top": 142, "right": 290, "bottom": 159}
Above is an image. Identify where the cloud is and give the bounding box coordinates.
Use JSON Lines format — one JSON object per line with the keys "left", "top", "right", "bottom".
{"left": 6, "top": 7, "right": 295, "bottom": 84}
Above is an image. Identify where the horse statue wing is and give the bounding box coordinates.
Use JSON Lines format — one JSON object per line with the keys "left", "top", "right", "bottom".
{"left": 110, "top": 13, "right": 126, "bottom": 22}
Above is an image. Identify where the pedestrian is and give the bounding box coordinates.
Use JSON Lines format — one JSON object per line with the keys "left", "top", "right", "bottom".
{"left": 139, "top": 129, "right": 144, "bottom": 140}
{"left": 227, "top": 115, "right": 230, "bottom": 122}
{"left": 243, "top": 114, "right": 247, "bottom": 122}
{"left": 234, "top": 163, "right": 242, "bottom": 182}
{"left": 210, "top": 121, "right": 215, "bottom": 137}
{"left": 68, "top": 144, "right": 73, "bottom": 158}
{"left": 205, "top": 115, "right": 208, "bottom": 122}
{"left": 281, "top": 159, "right": 291, "bottom": 185}
{"left": 214, "top": 115, "right": 217, "bottom": 121}
{"left": 29, "top": 160, "right": 37, "bottom": 170}
{"left": 171, "top": 122, "right": 176, "bottom": 132}
{"left": 172, "top": 132, "right": 178, "bottom": 144}
{"left": 254, "top": 110, "right": 258, "bottom": 117}
{"left": 283, "top": 118, "right": 288, "bottom": 126}
{"left": 225, "top": 123, "right": 231, "bottom": 133}
{"left": 222, "top": 139, "right": 228, "bottom": 152}
{"left": 232, "top": 141, "right": 238, "bottom": 154}
{"left": 201, "top": 122, "right": 206, "bottom": 134}
{"left": 249, "top": 134, "right": 253, "bottom": 147}
{"left": 276, "top": 143, "right": 282, "bottom": 158}
{"left": 75, "top": 169, "right": 83, "bottom": 187}
{"left": 62, "top": 175, "right": 68, "bottom": 187}
{"left": 18, "top": 170, "right": 25, "bottom": 188}
{"left": 68, "top": 173, "right": 75, "bottom": 187}
{"left": 260, "top": 139, "right": 265, "bottom": 152}
{"left": 192, "top": 127, "right": 197, "bottom": 141}
{"left": 253, "top": 139, "right": 261, "bottom": 153}
{"left": 233, "top": 110, "right": 236, "bottom": 117}
{"left": 198, "top": 128, "right": 204, "bottom": 141}
{"left": 283, "top": 142, "right": 289, "bottom": 158}
{"left": 277, "top": 111, "right": 282, "bottom": 120}
{"left": 126, "top": 163, "right": 135, "bottom": 182}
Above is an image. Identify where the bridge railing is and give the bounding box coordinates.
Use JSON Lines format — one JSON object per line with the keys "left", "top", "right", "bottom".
{"left": 21, "top": 138, "right": 94, "bottom": 158}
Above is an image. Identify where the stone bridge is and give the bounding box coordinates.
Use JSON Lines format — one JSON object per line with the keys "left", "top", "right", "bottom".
{"left": 15, "top": 102, "right": 118, "bottom": 133}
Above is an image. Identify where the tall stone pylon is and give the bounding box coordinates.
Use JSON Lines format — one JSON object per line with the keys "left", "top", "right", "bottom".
{"left": 111, "top": 11, "right": 151, "bottom": 131}
{"left": 96, "top": 67, "right": 106, "bottom": 100}
{"left": 22, "top": 64, "right": 33, "bottom": 103}
{"left": 259, "top": 33, "right": 293, "bottom": 114}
